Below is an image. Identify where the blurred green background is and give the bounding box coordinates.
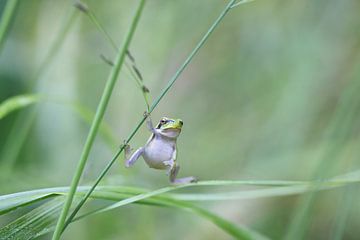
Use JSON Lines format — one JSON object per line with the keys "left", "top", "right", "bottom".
{"left": 1, "top": 0, "right": 360, "bottom": 239}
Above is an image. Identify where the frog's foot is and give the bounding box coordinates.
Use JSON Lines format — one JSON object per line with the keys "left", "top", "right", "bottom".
{"left": 171, "top": 176, "right": 198, "bottom": 184}
{"left": 169, "top": 164, "right": 197, "bottom": 184}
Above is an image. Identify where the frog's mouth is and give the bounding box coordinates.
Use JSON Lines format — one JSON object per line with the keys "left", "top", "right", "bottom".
{"left": 160, "top": 128, "right": 181, "bottom": 138}
{"left": 163, "top": 127, "right": 181, "bottom": 132}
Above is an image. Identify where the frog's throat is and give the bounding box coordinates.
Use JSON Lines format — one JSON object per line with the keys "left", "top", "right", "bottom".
{"left": 162, "top": 127, "right": 181, "bottom": 131}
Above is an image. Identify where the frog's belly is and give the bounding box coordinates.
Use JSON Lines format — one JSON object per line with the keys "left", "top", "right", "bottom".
{"left": 143, "top": 141, "right": 174, "bottom": 169}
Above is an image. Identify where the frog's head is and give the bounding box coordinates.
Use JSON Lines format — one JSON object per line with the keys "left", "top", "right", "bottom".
{"left": 156, "top": 117, "right": 183, "bottom": 139}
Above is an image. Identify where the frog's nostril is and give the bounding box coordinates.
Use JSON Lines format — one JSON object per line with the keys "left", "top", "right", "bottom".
{"left": 179, "top": 120, "right": 183, "bottom": 125}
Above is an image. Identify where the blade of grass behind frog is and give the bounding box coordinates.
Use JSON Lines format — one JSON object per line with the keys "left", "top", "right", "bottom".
{"left": 0, "top": 94, "right": 40, "bottom": 120}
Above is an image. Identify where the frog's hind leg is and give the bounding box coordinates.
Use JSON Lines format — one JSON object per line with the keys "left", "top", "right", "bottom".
{"left": 125, "top": 146, "right": 144, "bottom": 167}
{"left": 169, "top": 164, "right": 197, "bottom": 184}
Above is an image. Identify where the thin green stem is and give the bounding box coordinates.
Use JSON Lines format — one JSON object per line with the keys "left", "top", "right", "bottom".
{"left": 51, "top": 1, "right": 146, "bottom": 239}
{"left": 0, "top": 0, "right": 19, "bottom": 53}
{"left": 62, "top": 0, "right": 236, "bottom": 231}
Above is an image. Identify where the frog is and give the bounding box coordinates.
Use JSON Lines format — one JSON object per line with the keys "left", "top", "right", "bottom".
{"left": 124, "top": 114, "right": 197, "bottom": 184}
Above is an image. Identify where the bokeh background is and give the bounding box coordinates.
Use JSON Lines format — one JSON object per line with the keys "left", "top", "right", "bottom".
{"left": 1, "top": 0, "right": 360, "bottom": 239}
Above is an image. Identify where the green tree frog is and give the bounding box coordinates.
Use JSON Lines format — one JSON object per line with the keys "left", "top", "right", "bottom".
{"left": 124, "top": 114, "right": 197, "bottom": 184}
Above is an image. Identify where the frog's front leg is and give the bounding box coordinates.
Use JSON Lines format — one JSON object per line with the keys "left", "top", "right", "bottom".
{"left": 144, "top": 111, "right": 161, "bottom": 136}
{"left": 124, "top": 144, "right": 144, "bottom": 168}
{"left": 143, "top": 111, "right": 154, "bottom": 131}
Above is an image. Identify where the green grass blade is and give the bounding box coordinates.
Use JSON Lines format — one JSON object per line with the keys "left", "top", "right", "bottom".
{"left": 1, "top": 190, "right": 268, "bottom": 240}
{"left": 171, "top": 186, "right": 312, "bottom": 201}
{"left": 2, "top": 170, "right": 360, "bottom": 239}
{"left": 80, "top": 184, "right": 305, "bottom": 216}
{"left": 2, "top": 169, "right": 358, "bottom": 239}
{"left": 72, "top": 172, "right": 360, "bottom": 219}
{"left": 1, "top": 180, "right": 305, "bottom": 216}
{"left": 162, "top": 199, "right": 269, "bottom": 240}
{"left": 86, "top": 195, "right": 269, "bottom": 240}
{"left": 2, "top": 169, "right": 360, "bottom": 217}
{"left": 73, "top": 191, "right": 269, "bottom": 240}
{"left": 0, "top": 94, "right": 40, "bottom": 120}
{"left": 52, "top": 1, "right": 146, "bottom": 238}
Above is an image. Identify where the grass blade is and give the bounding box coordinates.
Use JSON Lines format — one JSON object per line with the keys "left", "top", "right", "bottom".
{"left": 79, "top": 196, "right": 269, "bottom": 240}
{"left": 2, "top": 168, "right": 360, "bottom": 217}
{"left": 163, "top": 200, "right": 269, "bottom": 240}
{"left": 52, "top": 1, "right": 146, "bottom": 238}
{"left": 2, "top": 170, "right": 360, "bottom": 239}
{"left": 0, "top": 94, "right": 40, "bottom": 120}
{"left": 1, "top": 190, "right": 269, "bottom": 240}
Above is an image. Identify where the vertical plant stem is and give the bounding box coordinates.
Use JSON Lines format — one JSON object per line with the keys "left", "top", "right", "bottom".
{"left": 0, "top": 0, "right": 19, "bottom": 52}
{"left": 51, "top": 1, "right": 146, "bottom": 239}
{"left": 62, "top": 0, "right": 236, "bottom": 231}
